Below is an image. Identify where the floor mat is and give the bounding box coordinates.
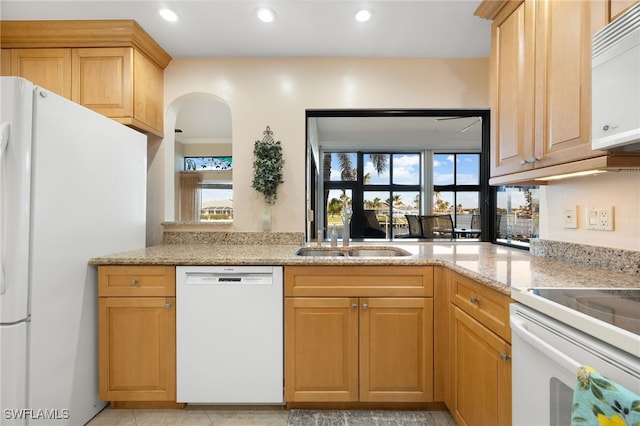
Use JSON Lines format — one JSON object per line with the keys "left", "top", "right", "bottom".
{"left": 286, "top": 409, "right": 457, "bottom": 426}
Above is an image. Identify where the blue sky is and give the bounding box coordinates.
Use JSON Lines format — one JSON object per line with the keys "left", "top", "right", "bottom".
{"left": 329, "top": 152, "right": 480, "bottom": 210}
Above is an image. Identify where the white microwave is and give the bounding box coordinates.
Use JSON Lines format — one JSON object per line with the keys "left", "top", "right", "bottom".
{"left": 591, "top": 3, "right": 640, "bottom": 152}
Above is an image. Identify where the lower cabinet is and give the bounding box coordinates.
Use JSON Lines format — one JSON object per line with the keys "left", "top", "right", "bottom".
{"left": 448, "top": 271, "right": 512, "bottom": 426}
{"left": 284, "top": 266, "right": 434, "bottom": 404}
{"left": 98, "top": 265, "right": 177, "bottom": 402}
{"left": 450, "top": 306, "right": 511, "bottom": 426}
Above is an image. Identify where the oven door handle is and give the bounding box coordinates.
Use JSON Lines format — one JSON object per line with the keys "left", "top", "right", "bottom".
{"left": 511, "top": 315, "right": 582, "bottom": 373}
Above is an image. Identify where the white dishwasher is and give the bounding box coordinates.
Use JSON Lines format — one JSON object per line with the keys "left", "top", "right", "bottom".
{"left": 176, "top": 266, "right": 283, "bottom": 404}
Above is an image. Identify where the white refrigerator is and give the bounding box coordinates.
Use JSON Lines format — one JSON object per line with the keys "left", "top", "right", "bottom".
{"left": 0, "top": 77, "right": 147, "bottom": 425}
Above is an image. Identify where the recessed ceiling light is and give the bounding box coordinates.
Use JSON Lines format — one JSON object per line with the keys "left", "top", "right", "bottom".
{"left": 159, "top": 8, "right": 178, "bottom": 22}
{"left": 256, "top": 8, "right": 276, "bottom": 23}
{"left": 355, "top": 9, "right": 373, "bottom": 23}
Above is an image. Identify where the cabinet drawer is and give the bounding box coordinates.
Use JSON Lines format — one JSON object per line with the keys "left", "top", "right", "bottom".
{"left": 98, "top": 266, "right": 175, "bottom": 297}
{"left": 450, "top": 272, "right": 512, "bottom": 342}
{"left": 285, "top": 266, "right": 433, "bottom": 297}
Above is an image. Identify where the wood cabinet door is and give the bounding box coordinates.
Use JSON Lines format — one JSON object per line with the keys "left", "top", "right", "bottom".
{"left": 533, "top": 0, "right": 606, "bottom": 167}
{"left": 132, "top": 49, "right": 164, "bottom": 135}
{"left": 1, "top": 50, "right": 11, "bottom": 76}
{"left": 490, "top": 1, "right": 535, "bottom": 177}
{"left": 72, "top": 47, "right": 133, "bottom": 118}
{"left": 9, "top": 48, "right": 72, "bottom": 98}
{"left": 450, "top": 306, "right": 511, "bottom": 426}
{"left": 609, "top": 0, "right": 639, "bottom": 21}
{"left": 285, "top": 297, "right": 359, "bottom": 402}
{"left": 359, "top": 298, "right": 433, "bottom": 402}
{"left": 99, "top": 297, "right": 176, "bottom": 401}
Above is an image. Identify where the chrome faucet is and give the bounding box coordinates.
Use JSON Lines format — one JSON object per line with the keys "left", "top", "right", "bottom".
{"left": 342, "top": 207, "right": 352, "bottom": 247}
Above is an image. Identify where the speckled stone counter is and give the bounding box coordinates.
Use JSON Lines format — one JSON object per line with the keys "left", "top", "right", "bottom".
{"left": 89, "top": 237, "right": 640, "bottom": 296}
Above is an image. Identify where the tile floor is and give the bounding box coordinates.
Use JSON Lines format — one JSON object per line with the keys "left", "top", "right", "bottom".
{"left": 86, "top": 406, "right": 458, "bottom": 426}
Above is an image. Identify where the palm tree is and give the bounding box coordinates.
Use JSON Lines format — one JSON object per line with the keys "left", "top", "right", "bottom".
{"left": 323, "top": 153, "right": 387, "bottom": 182}
{"left": 369, "top": 153, "right": 387, "bottom": 175}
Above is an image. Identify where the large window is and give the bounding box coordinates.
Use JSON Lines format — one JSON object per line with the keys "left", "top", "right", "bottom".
{"left": 323, "top": 152, "right": 421, "bottom": 239}
{"left": 433, "top": 153, "right": 481, "bottom": 231}
{"left": 180, "top": 156, "right": 233, "bottom": 222}
{"left": 307, "top": 109, "right": 491, "bottom": 242}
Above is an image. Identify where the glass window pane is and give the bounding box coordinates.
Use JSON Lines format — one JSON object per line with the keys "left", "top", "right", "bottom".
{"left": 433, "top": 191, "right": 454, "bottom": 215}
{"left": 185, "top": 156, "right": 233, "bottom": 171}
{"left": 363, "top": 191, "right": 390, "bottom": 237}
{"left": 363, "top": 153, "right": 390, "bottom": 185}
{"left": 392, "top": 153, "right": 420, "bottom": 185}
{"left": 456, "top": 154, "right": 479, "bottom": 185}
{"left": 326, "top": 189, "right": 352, "bottom": 239}
{"left": 454, "top": 192, "right": 479, "bottom": 230}
{"left": 433, "top": 154, "right": 454, "bottom": 185}
{"left": 324, "top": 152, "right": 357, "bottom": 181}
{"left": 200, "top": 184, "right": 233, "bottom": 221}
{"left": 391, "top": 191, "right": 420, "bottom": 237}
{"left": 363, "top": 191, "right": 389, "bottom": 212}
{"left": 495, "top": 186, "right": 540, "bottom": 246}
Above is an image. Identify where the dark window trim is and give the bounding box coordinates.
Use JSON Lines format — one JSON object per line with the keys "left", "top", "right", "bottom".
{"left": 306, "top": 108, "right": 491, "bottom": 242}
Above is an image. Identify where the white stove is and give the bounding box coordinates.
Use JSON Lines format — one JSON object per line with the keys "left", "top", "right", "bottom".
{"left": 511, "top": 287, "right": 640, "bottom": 357}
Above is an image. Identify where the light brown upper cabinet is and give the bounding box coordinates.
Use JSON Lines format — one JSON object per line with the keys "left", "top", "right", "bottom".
{"left": 8, "top": 48, "right": 72, "bottom": 98}
{"left": 476, "top": 0, "right": 640, "bottom": 184}
{"left": 0, "top": 20, "right": 171, "bottom": 137}
{"left": 488, "top": 1, "right": 535, "bottom": 177}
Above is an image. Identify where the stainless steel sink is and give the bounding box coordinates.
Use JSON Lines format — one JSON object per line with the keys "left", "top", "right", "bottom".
{"left": 295, "top": 246, "right": 411, "bottom": 258}
{"left": 347, "top": 248, "right": 411, "bottom": 257}
{"left": 294, "top": 248, "right": 345, "bottom": 257}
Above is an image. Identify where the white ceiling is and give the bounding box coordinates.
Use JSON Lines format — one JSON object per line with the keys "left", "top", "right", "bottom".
{"left": 2, "top": 1, "right": 488, "bottom": 148}
{"left": 1, "top": 1, "right": 491, "bottom": 58}
{"left": 315, "top": 115, "right": 483, "bottom": 150}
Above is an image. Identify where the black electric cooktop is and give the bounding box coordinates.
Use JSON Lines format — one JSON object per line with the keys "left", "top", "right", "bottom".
{"left": 527, "top": 288, "right": 640, "bottom": 335}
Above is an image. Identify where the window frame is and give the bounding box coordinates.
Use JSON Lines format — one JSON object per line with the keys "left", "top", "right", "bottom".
{"left": 323, "top": 151, "right": 422, "bottom": 239}
{"left": 306, "top": 109, "right": 492, "bottom": 242}
{"left": 432, "top": 152, "right": 482, "bottom": 228}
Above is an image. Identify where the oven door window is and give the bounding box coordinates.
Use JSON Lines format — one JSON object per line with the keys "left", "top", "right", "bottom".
{"left": 550, "top": 377, "right": 573, "bottom": 425}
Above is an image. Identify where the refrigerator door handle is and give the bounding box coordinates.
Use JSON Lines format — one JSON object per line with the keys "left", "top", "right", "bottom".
{"left": 0, "top": 122, "right": 8, "bottom": 294}
{"left": 0, "top": 122, "right": 8, "bottom": 155}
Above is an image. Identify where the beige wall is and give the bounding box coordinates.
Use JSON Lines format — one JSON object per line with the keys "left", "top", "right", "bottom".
{"left": 156, "top": 57, "right": 490, "bottom": 240}
{"left": 148, "top": 57, "right": 640, "bottom": 252}
{"left": 539, "top": 172, "right": 640, "bottom": 251}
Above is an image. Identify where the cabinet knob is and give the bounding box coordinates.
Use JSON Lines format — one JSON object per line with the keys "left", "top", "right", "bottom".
{"left": 362, "top": 303, "right": 369, "bottom": 310}
{"left": 470, "top": 296, "right": 480, "bottom": 304}
{"left": 130, "top": 279, "right": 138, "bottom": 286}
{"left": 520, "top": 157, "right": 540, "bottom": 165}
{"left": 351, "top": 303, "right": 358, "bottom": 310}
{"left": 499, "top": 353, "right": 511, "bottom": 362}
{"left": 165, "top": 303, "right": 172, "bottom": 309}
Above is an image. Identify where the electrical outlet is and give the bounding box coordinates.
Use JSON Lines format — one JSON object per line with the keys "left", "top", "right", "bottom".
{"left": 563, "top": 206, "right": 577, "bottom": 229}
{"left": 599, "top": 206, "right": 614, "bottom": 231}
{"left": 586, "top": 206, "right": 614, "bottom": 231}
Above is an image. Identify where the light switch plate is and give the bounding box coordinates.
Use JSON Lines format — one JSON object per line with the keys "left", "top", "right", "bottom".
{"left": 563, "top": 206, "right": 577, "bottom": 229}
{"left": 586, "top": 207, "right": 599, "bottom": 230}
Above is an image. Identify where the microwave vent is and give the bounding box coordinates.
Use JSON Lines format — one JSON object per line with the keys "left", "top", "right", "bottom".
{"left": 593, "top": 3, "right": 640, "bottom": 58}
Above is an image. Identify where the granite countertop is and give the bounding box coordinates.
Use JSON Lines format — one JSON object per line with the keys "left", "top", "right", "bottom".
{"left": 89, "top": 240, "right": 640, "bottom": 296}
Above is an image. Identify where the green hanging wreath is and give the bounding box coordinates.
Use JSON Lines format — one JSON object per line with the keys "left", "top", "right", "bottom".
{"left": 252, "top": 126, "right": 284, "bottom": 205}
